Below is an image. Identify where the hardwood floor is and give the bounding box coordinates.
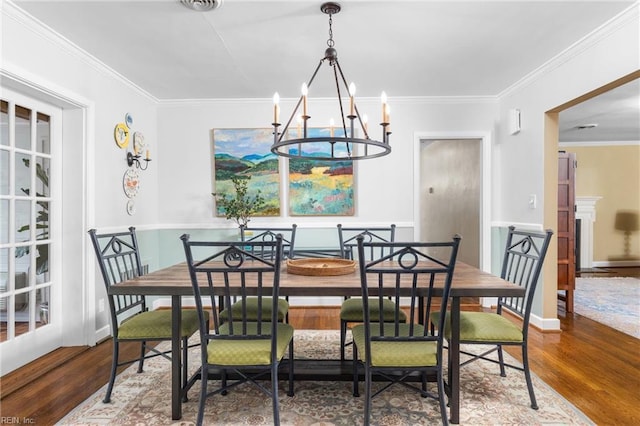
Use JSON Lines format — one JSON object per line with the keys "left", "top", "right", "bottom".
{"left": 2, "top": 282, "right": 639, "bottom": 425}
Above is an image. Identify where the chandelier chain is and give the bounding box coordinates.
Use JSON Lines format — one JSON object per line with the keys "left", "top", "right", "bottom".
{"left": 327, "top": 13, "right": 335, "bottom": 48}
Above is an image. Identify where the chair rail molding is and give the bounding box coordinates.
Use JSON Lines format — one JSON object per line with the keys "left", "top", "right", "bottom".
{"left": 576, "top": 196, "right": 602, "bottom": 269}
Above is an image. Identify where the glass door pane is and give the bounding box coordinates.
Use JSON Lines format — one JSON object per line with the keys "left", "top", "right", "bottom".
{"left": 0, "top": 90, "right": 60, "bottom": 375}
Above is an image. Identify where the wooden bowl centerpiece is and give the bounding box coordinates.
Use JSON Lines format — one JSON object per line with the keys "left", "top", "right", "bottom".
{"left": 286, "top": 258, "right": 356, "bottom": 276}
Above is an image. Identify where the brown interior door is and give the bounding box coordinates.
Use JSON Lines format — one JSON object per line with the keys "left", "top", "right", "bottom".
{"left": 557, "top": 151, "right": 576, "bottom": 312}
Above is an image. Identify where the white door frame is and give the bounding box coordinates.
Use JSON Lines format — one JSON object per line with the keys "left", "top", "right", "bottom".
{"left": 1, "top": 67, "right": 96, "bottom": 356}
{"left": 413, "top": 131, "right": 492, "bottom": 273}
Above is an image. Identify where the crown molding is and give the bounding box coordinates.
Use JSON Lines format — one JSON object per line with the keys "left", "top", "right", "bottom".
{"left": 3, "top": 0, "right": 158, "bottom": 103}
{"left": 498, "top": 3, "right": 640, "bottom": 99}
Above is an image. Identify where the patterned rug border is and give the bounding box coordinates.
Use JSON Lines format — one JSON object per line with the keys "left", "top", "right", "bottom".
{"left": 59, "top": 330, "right": 594, "bottom": 425}
{"left": 574, "top": 277, "right": 640, "bottom": 339}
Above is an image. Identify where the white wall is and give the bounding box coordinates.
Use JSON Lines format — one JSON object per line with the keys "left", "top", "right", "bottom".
{"left": 157, "top": 97, "right": 498, "bottom": 230}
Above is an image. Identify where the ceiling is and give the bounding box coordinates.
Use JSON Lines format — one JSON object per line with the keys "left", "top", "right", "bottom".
{"left": 10, "top": 0, "right": 640, "bottom": 143}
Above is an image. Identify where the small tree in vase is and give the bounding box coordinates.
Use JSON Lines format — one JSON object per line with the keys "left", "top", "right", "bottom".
{"left": 213, "top": 176, "right": 265, "bottom": 228}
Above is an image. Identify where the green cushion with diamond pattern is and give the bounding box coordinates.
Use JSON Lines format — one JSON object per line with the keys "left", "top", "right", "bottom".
{"left": 352, "top": 323, "right": 437, "bottom": 367}
{"left": 431, "top": 311, "right": 523, "bottom": 342}
{"left": 206, "top": 322, "right": 294, "bottom": 366}
{"left": 118, "top": 309, "right": 203, "bottom": 340}
{"left": 220, "top": 297, "right": 289, "bottom": 322}
{"left": 340, "top": 297, "right": 407, "bottom": 322}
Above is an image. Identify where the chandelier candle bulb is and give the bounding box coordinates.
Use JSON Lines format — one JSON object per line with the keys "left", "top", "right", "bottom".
{"left": 273, "top": 92, "right": 280, "bottom": 123}
{"left": 330, "top": 118, "right": 335, "bottom": 137}
{"left": 381, "top": 91, "right": 388, "bottom": 122}
{"left": 301, "top": 83, "right": 308, "bottom": 116}
{"left": 146, "top": 150, "right": 150, "bottom": 160}
{"left": 349, "top": 82, "right": 356, "bottom": 116}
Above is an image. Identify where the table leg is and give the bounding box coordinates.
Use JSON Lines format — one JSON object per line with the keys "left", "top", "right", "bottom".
{"left": 171, "top": 295, "right": 182, "bottom": 420}
{"left": 449, "top": 296, "right": 461, "bottom": 424}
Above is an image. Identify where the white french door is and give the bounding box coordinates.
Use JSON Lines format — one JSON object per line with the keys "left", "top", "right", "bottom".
{"left": 0, "top": 88, "right": 63, "bottom": 375}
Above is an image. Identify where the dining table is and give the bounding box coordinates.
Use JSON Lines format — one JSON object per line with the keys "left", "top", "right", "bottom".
{"left": 109, "top": 260, "right": 524, "bottom": 424}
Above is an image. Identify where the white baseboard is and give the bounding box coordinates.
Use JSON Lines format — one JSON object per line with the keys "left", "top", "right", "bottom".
{"left": 95, "top": 324, "right": 111, "bottom": 344}
{"left": 592, "top": 260, "right": 640, "bottom": 268}
{"left": 529, "top": 312, "right": 561, "bottom": 332}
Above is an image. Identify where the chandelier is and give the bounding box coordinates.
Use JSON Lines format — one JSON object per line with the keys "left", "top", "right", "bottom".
{"left": 271, "top": 2, "right": 391, "bottom": 161}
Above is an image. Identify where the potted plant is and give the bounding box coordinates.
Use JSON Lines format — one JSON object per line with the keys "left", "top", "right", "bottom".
{"left": 212, "top": 176, "right": 265, "bottom": 227}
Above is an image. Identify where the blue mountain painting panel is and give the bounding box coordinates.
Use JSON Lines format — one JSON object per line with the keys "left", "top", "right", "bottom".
{"left": 212, "top": 128, "right": 280, "bottom": 216}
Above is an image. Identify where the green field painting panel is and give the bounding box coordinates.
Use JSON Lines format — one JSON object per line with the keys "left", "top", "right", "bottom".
{"left": 288, "top": 128, "right": 354, "bottom": 216}
{"left": 212, "top": 128, "right": 280, "bottom": 216}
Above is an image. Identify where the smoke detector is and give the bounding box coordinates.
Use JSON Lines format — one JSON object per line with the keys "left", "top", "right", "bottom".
{"left": 181, "top": 0, "right": 223, "bottom": 12}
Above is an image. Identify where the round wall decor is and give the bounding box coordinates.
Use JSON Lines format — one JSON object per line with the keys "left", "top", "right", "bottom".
{"left": 122, "top": 168, "right": 140, "bottom": 198}
{"left": 114, "top": 123, "right": 130, "bottom": 148}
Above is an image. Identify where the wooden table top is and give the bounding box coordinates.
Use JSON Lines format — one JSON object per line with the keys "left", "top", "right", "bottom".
{"left": 109, "top": 261, "right": 524, "bottom": 299}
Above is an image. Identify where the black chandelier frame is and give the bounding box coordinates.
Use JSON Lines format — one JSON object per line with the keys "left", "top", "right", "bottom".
{"left": 270, "top": 2, "right": 391, "bottom": 161}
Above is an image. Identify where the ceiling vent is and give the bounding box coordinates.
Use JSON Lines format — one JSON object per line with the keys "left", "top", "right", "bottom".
{"left": 180, "top": 0, "right": 223, "bottom": 12}
{"left": 574, "top": 123, "right": 599, "bottom": 130}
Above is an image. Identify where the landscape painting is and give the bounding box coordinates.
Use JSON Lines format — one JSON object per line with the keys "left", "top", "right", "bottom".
{"left": 288, "top": 127, "right": 354, "bottom": 216}
{"left": 212, "top": 128, "right": 280, "bottom": 216}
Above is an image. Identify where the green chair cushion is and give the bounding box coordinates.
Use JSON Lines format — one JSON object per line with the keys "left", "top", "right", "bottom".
{"left": 352, "top": 323, "right": 436, "bottom": 367}
{"left": 118, "top": 309, "right": 203, "bottom": 340}
{"left": 431, "top": 311, "right": 523, "bottom": 343}
{"left": 206, "top": 322, "right": 294, "bottom": 366}
{"left": 340, "top": 298, "right": 407, "bottom": 322}
{"left": 220, "top": 297, "right": 289, "bottom": 322}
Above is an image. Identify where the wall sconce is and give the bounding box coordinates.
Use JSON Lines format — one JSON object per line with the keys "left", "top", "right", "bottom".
{"left": 126, "top": 131, "right": 151, "bottom": 170}
{"left": 126, "top": 149, "right": 151, "bottom": 170}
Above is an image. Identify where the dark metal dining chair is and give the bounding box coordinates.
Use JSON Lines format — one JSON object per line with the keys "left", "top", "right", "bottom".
{"left": 181, "top": 234, "right": 294, "bottom": 426}
{"left": 337, "top": 224, "right": 406, "bottom": 360}
{"left": 88, "top": 227, "right": 203, "bottom": 403}
{"left": 223, "top": 224, "right": 298, "bottom": 323}
{"left": 352, "top": 234, "right": 461, "bottom": 425}
{"left": 435, "top": 226, "right": 553, "bottom": 410}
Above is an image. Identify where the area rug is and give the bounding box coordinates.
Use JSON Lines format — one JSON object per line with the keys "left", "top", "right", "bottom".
{"left": 59, "top": 330, "right": 593, "bottom": 425}
{"left": 574, "top": 277, "right": 640, "bottom": 339}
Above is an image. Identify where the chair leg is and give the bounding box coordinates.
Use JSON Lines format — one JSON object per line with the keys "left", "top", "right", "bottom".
{"left": 137, "top": 341, "right": 146, "bottom": 373}
{"left": 287, "top": 339, "right": 294, "bottom": 397}
{"left": 271, "top": 363, "right": 280, "bottom": 426}
{"left": 522, "top": 344, "right": 538, "bottom": 410}
{"left": 497, "top": 344, "right": 506, "bottom": 377}
{"left": 103, "top": 339, "right": 119, "bottom": 403}
{"left": 197, "top": 365, "right": 207, "bottom": 426}
{"left": 340, "top": 320, "right": 347, "bottom": 361}
{"left": 363, "top": 365, "right": 372, "bottom": 426}
{"left": 352, "top": 344, "right": 359, "bottom": 397}
{"left": 221, "top": 369, "right": 228, "bottom": 396}
{"left": 437, "top": 368, "right": 449, "bottom": 426}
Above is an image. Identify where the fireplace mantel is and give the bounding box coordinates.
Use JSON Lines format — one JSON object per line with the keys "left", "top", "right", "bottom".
{"left": 576, "top": 196, "right": 601, "bottom": 269}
